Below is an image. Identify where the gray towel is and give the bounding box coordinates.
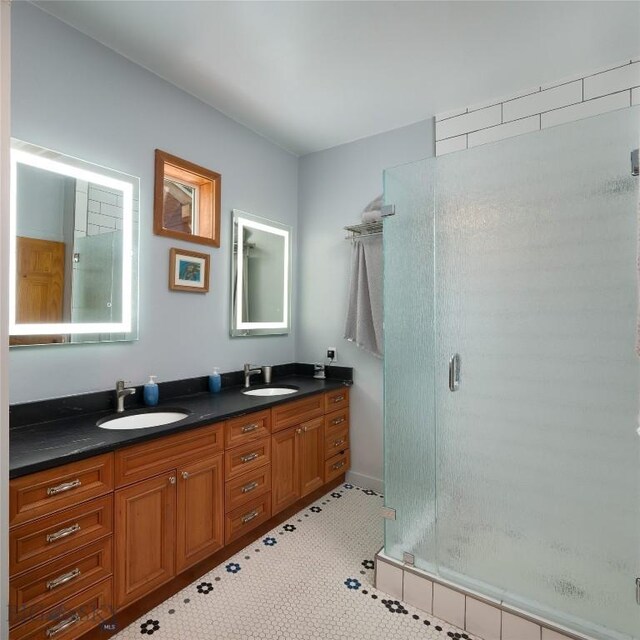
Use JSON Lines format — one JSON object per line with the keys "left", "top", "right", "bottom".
{"left": 344, "top": 235, "right": 383, "bottom": 357}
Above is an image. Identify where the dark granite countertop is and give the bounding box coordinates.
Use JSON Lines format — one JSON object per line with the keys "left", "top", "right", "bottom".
{"left": 10, "top": 374, "right": 351, "bottom": 479}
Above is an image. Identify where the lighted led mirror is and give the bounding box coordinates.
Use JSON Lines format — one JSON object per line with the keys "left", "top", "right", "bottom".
{"left": 231, "top": 210, "right": 291, "bottom": 337}
{"left": 10, "top": 140, "right": 139, "bottom": 346}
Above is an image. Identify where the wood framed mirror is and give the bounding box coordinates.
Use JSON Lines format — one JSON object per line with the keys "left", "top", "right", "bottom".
{"left": 154, "top": 150, "right": 221, "bottom": 247}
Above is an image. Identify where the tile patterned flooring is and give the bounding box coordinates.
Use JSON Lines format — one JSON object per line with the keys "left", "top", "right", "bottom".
{"left": 113, "top": 484, "right": 480, "bottom": 639}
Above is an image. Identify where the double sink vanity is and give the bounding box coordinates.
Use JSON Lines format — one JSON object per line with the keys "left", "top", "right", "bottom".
{"left": 8, "top": 368, "right": 351, "bottom": 640}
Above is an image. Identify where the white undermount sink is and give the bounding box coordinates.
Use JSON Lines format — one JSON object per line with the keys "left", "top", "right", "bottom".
{"left": 242, "top": 386, "right": 299, "bottom": 397}
{"left": 97, "top": 410, "right": 190, "bottom": 430}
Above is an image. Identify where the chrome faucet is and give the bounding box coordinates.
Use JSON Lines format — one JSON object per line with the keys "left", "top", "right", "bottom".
{"left": 243, "top": 363, "right": 262, "bottom": 389}
{"left": 115, "top": 380, "right": 136, "bottom": 413}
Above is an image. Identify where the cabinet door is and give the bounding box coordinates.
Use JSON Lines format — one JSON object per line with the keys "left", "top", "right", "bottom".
{"left": 114, "top": 473, "right": 176, "bottom": 609}
{"left": 271, "top": 427, "right": 300, "bottom": 516}
{"left": 299, "top": 417, "right": 325, "bottom": 497}
{"left": 176, "top": 454, "right": 224, "bottom": 573}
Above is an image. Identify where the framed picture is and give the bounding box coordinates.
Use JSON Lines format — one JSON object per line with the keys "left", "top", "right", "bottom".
{"left": 169, "top": 247, "right": 210, "bottom": 293}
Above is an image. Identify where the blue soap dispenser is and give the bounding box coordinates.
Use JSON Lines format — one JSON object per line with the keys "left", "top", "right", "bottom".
{"left": 209, "top": 368, "right": 221, "bottom": 393}
{"left": 144, "top": 375, "right": 159, "bottom": 406}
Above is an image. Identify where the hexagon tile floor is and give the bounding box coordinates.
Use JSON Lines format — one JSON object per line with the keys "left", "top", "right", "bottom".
{"left": 112, "top": 484, "right": 481, "bottom": 639}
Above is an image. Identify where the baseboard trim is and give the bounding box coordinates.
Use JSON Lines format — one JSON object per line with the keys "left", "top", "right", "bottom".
{"left": 345, "top": 470, "right": 383, "bottom": 494}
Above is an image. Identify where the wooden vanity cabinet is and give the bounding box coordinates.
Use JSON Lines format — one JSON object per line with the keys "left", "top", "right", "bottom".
{"left": 8, "top": 456, "right": 115, "bottom": 639}
{"left": 9, "top": 386, "right": 350, "bottom": 638}
{"left": 271, "top": 389, "right": 350, "bottom": 516}
{"left": 114, "top": 472, "right": 176, "bottom": 609}
{"left": 113, "top": 422, "right": 225, "bottom": 609}
{"left": 176, "top": 454, "right": 225, "bottom": 572}
{"left": 223, "top": 410, "right": 272, "bottom": 544}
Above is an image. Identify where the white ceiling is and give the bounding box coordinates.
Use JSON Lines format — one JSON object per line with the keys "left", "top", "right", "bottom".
{"left": 33, "top": 1, "right": 640, "bottom": 156}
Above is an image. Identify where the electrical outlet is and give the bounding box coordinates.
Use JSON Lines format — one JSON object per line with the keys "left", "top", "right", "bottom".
{"left": 327, "top": 347, "right": 336, "bottom": 361}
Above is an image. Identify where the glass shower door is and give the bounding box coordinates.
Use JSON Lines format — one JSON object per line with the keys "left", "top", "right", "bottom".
{"left": 434, "top": 107, "right": 639, "bottom": 639}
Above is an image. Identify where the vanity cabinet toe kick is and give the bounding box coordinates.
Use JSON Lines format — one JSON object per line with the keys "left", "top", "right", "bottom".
{"left": 8, "top": 388, "right": 350, "bottom": 639}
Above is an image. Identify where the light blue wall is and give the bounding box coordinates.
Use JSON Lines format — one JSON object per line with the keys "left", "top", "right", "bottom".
{"left": 297, "top": 122, "right": 434, "bottom": 489}
{"left": 10, "top": 2, "right": 299, "bottom": 402}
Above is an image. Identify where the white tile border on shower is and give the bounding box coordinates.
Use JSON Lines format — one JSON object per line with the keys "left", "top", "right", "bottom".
{"left": 435, "top": 58, "right": 640, "bottom": 155}
{"left": 374, "top": 552, "right": 596, "bottom": 640}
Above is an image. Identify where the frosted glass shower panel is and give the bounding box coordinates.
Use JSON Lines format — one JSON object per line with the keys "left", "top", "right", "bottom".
{"left": 383, "top": 159, "right": 437, "bottom": 568}
{"left": 434, "top": 107, "right": 640, "bottom": 639}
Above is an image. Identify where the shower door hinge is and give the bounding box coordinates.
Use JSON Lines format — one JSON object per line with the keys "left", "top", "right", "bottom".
{"left": 380, "top": 506, "right": 396, "bottom": 520}
{"left": 631, "top": 149, "right": 639, "bottom": 176}
{"left": 381, "top": 204, "right": 396, "bottom": 217}
{"left": 636, "top": 577, "right": 640, "bottom": 604}
{"left": 403, "top": 552, "right": 415, "bottom": 566}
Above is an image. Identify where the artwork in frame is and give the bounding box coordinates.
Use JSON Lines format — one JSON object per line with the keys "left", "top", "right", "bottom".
{"left": 169, "top": 247, "right": 210, "bottom": 293}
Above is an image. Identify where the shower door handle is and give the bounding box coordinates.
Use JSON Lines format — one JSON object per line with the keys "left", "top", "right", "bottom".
{"left": 449, "top": 354, "right": 461, "bottom": 392}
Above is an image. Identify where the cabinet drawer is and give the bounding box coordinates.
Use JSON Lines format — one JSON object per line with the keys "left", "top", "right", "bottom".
{"left": 10, "top": 578, "right": 113, "bottom": 640}
{"left": 324, "top": 425, "right": 349, "bottom": 460}
{"left": 324, "top": 449, "right": 350, "bottom": 484}
{"left": 225, "top": 410, "right": 271, "bottom": 450}
{"left": 271, "top": 394, "right": 324, "bottom": 433}
{"left": 225, "top": 465, "right": 271, "bottom": 513}
{"left": 324, "top": 387, "right": 349, "bottom": 412}
{"left": 10, "top": 495, "right": 113, "bottom": 576}
{"left": 10, "top": 537, "right": 112, "bottom": 628}
{"left": 324, "top": 408, "right": 349, "bottom": 438}
{"left": 115, "top": 422, "right": 224, "bottom": 487}
{"left": 10, "top": 454, "right": 114, "bottom": 528}
{"left": 225, "top": 437, "right": 270, "bottom": 480}
{"left": 225, "top": 493, "right": 271, "bottom": 545}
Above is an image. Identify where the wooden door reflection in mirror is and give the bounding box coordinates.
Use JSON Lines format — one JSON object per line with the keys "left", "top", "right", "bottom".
{"left": 154, "top": 150, "right": 221, "bottom": 247}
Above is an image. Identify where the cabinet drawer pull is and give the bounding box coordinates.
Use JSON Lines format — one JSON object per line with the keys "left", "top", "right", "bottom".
{"left": 169, "top": 476, "right": 176, "bottom": 485}
{"left": 332, "top": 460, "right": 346, "bottom": 470}
{"left": 46, "top": 523, "right": 81, "bottom": 544}
{"left": 295, "top": 428, "right": 302, "bottom": 435}
{"left": 332, "top": 395, "right": 345, "bottom": 403}
{"left": 241, "top": 510, "right": 259, "bottom": 524}
{"left": 241, "top": 481, "right": 259, "bottom": 494}
{"left": 47, "top": 568, "right": 81, "bottom": 591}
{"left": 182, "top": 472, "right": 190, "bottom": 480}
{"left": 47, "top": 479, "right": 82, "bottom": 496}
{"left": 46, "top": 612, "right": 81, "bottom": 637}
{"left": 333, "top": 439, "right": 345, "bottom": 448}
{"left": 240, "top": 452, "right": 259, "bottom": 464}
{"left": 241, "top": 423, "right": 259, "bottom": 433}
{"left": 331, "top": 416, "right": 345, "bottom": 425}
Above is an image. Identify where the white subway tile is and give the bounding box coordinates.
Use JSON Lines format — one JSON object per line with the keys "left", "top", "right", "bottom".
{"left": 101, "top": 202, "right": 123, "bottom": 218}
{"left": 87, "top": 224, "right": 100, "bottom": 236}
{"left": 542, "top": 91, "right": 630, "bottom": 128}
{"left": 432, "top": 583, "right": 465, "bottom": 629}
{"left": 435, "top": 135, "right": 467, "bottom": 156}
{"left": 88, "top": 186, "right": 118, "bottom": 206}
{"left": 435, "top": 107, "right": 467, "bottom": 122}
{"left": 469, "top": 86, "right": 540, "bottom": 113}
{"left": 632, "top": 87, "right": 640, "bottom": 105}
{"left": 88, "top": 199, "right": 101, "bottom": 214}
{"left": 503, "top": 81, "right": 581, "bottom": 122}
{"left": 541, "top": 72, "right": 584, "bottom": 91}
{"left": 502, "top": 612, "right": 541, "bottom": 640}
{"left": 465, "top": 598, "right": 501, "bottom": 640}
{"left": 584, "top": 62, "right": 640, "bottom": 99}
{"left": 541, "top": 628, "right": 574, "bottom": 640}
{"left": 402, "top": 571, "right": 432, "bottom": 613}
{"left": 468, "top": 115, "right": 539, "bottom": 148}
{"left": 88, "top": 212, "right": 116, "bottom": 228}
{"left": 375, "top": 560, "right": 403, "bottom": 599}
{"left": 436, "top": 104, "right": 501, "bottom": 139}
